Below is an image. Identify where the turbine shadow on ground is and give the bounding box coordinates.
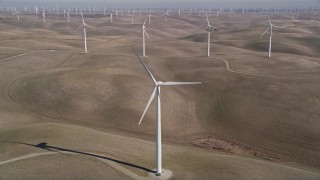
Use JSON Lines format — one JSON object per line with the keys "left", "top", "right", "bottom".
{"left": 4, "top": 141, "right": 156, "bottom": 174}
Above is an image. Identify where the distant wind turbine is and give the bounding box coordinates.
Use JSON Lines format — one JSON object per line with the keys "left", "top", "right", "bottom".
{"left": 133, "top": 47, "right": 201, "bottom": 177}
{"left": 142, "top": 16, "right": 150, "bottom": 57}
{"left": 260, "top": 19, "right": 286, "bottom": 58}
{"left": 13, "top": 10, "right": 21, "bottom": 21}
{"left": 42, "top": 11, "right": 45, "bottom": 23}
{"left": 206, "top": 14, "right": 216, "bottom": 57}
{"left": 35, "top": 7, "right": 38, "bottom": 16}
{"left": 67, "top": 12, "right": 70, "bottom": 23}
{"left": 78, "top": 13, "right": 96, "bottom": 53}
{"left": 162, "top": 12, "right": 169, "bottom": 23}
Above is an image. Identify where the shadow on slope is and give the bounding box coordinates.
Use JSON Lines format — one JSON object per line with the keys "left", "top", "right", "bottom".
{"left": 5, "top": 141, "right": 156, "bottom": 174}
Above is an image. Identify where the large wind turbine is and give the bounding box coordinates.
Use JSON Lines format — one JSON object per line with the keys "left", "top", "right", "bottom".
{"left": 78, "top": 13, "right": 95, "bottom": 53}
{"left": 260, "top": 19, "right": 286, "bottom": 58}
{"left": 206, "top": 14, "right": 216, "bottom": 57}
{"left": 133, "top": 48, "right": 201, "bottom": 176}
{"left": 142, "top": 16, "right": 150, "bottom": 57}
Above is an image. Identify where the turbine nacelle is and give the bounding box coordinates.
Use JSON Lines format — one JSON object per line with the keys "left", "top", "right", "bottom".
{"left": 156, "top": 81, "right": 164, "bottom": 86}
{"left": 206, "top": 25, "right": 216, "bottom": 32}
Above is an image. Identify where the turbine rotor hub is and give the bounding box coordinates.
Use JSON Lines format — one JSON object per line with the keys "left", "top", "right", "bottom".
{"left": 156, "top": 81, "right": 163, "bottom": 86}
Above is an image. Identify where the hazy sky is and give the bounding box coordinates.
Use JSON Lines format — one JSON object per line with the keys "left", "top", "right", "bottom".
{"left": 1, "top": 0, "right": 319, "bottom": 8}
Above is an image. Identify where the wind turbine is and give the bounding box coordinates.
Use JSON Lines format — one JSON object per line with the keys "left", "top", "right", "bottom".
{"left": 35, "top": 7, "right": 38, "bottom": 16}
{"left": 260, "top": 19, "right": 286, "bottom": 58}
{"left": 56, "top": 5, "right": 59, "bottom": 15}
{"left": 133, "top": 47, "right": 201, "bottom": 176}
{"left": 142, "top": 16, "right": 150, "bottom": 57}
{"left": 42, "top": 10, "right": 45, "bottom": 23}
{"left": 13, "top": 10, "right": 21, "bottom": 21}
{"left": 78, "top": 13, "right": 96, "bottom": 53}
{"left": 162, "top": 12, "right": 169, "bottom": 23}
{"left": 206, "top": 14, "right": 216, "bottom": 57}
{"left": 66, "top": 12, "right": 70, "bottom": 23}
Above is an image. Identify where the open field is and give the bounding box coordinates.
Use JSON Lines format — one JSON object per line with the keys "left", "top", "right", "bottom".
{"left": 0, "top": 10, "right": 320, "bottom": 179}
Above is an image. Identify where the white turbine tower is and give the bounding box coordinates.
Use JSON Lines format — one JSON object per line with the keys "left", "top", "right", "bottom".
{"left": 206, "top": 14, "right": 216, "bottom": 57}
{"left": 56, "top": 5, "right": 59, "bottom": 15}
{"left": 260, "top": 19, "right": 286, "bottom": 58}
{"left": 78, "top": 13, "right": 96, "bottom": 53}
{"left": 42, "top": 11, "right": 45, "bottom": 23}
{"left": 110, "top": 13, "right": 113, "bottom": 23}
{"left": 133, "top": 47, "right": 201, "bottom": 176}
{"left": 142, "top": 16, "right": 150, "bottom": 57}
{"left": 35, "top": 7, "right": 38, "bottom": 16}
{"left": 67, "top": 12, "right": 70, "bottom": 23}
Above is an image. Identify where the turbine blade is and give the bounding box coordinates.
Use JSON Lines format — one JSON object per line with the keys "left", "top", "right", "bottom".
{"left": 75, "top": 25, "right": 83, "bottom": 31}
{"left": 143, "top": 16, "right": 148, "bottom": 25}
{"left": 132, "top": 46, "right": 157, "bottom": 84}
{"left": 144, "top": 30, "right": 150, "bottom": 39}
{"left": 260, "top": 27, "right": 270, "bottom": 38}
{"left": 138, "top": 87, "right": 157, "bottom": 125}
{"left": 273, "top": 26, "right": 311, "bottom": 33}
{"left": 86, "top": 25, "right": 96, "bottom": 30}
{"left": 206, "top": 15, "right": 210, "bottom": 26}
{"left": 162, "top": 82, "right": 202, "bottom": 86}
{"left": 273, "top": 25, "right": 286, "bottom": 29}
{"left": 269, "top": 19, "right": 272, "bottom": 26}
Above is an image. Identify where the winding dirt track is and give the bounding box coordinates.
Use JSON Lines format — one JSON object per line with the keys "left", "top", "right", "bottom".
{"left": 213, "top": 56, "right": 320, "bottom": 79}
{"left": 0, "top": 52, "right": 34, "bottom": 63}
